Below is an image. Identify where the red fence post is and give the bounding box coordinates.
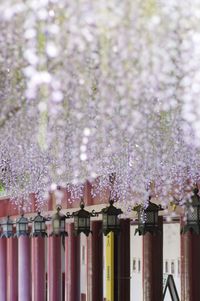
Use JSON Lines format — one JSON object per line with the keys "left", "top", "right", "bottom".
{"left": 7, "top": 237, "right": 18, "bottom": 301}
{"left": 181, "top": 229, "right": 200, "bottom": 301}
{"left": 18, "top": 236, "right": 31, "bottom": 301}
{"left": 87, "top": 221, "right": 103, "bottom": 301}
{"left": 65, "top": 223, "right": 80, "bottom": 301}
{"left": 143, "top": 216, "right": 163, "bottom": 301}
{"left": 48, "top": 236, "right": 62, "bottom": 301}
{"left": 0, "top": 238, "right": 7, "bottom": 301}
{"left": 32, "top": 237, "right": 46, "bottom": 301}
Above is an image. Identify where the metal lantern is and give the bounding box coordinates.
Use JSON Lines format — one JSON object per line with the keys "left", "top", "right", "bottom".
{"left": 181, "top": 187, "right": 200, "bottom": 234}
{"left": 1, "top": 216, "right": 14, "bottom": 238}
{"left": 101, "top": 199, "right": 123, "bottom": 236}
{"left": 134, "top": 197, "right": 162, "bottom": 235}
{"left": 50, "top": 205, "right": 68, "bottom": 237}
{"left": 31, "top": 212, "right": 47, "bottom": 237}
{"left": 73, "top": 200, "right": 91, "bottom": 236}
{"left": 15, "top": 214, "right": 29, "bottom": 237}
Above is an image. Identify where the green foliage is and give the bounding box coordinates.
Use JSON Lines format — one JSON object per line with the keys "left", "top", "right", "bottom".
{"left": 0, "top": 181, "right": 6, "bottom": 196}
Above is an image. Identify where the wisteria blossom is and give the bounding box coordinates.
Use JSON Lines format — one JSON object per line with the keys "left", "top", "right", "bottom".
{"left": 0, "top": 0, "right": 200, "bottom": 211}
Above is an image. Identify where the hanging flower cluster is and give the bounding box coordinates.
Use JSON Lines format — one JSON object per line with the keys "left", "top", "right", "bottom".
{"left": 0, "top": 0, "right": 200, "bottom": 211}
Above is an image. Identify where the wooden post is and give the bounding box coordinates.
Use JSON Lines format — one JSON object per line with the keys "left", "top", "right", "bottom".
{"left": 32, "top": 237, "right": 46, "bottom": 301}
{"left": 7, "top": 237, "right": 18, "bottom": 301}
{"left": 143, "top": 217, "right": 163, "bottom": 301}
{"left": 48, "top": 236, "right": 62, "bottom": 301}
{"left": 18, "top": 236, "right": 31, "bottom": 301}
{"left": 181, "top": 229, "right": 200, "bottom": 301}
{"left": 65, "top": 223, "right": 80, "bottom": 301}
{"left": 87, "top": 221, "right": 103, "bottom": 301}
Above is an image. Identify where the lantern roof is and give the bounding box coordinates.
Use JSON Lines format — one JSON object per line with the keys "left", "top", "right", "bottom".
{"left": 1, "top": 215, "right": 13, "bottom": 225}
{"left": 52, "top": 205, "right": 66, "bottom": 221}
{"left": 133, "top": 197, "right": 163, "bottom": 213}
{"left": 32, "top": 211, "right": 46, "bottom": 222}
{"left": 16, "top": 214, "right": 28, "bottom": 224}
{"left": 101, "top": 199, "right": 123, "bottom": 215}
{"left": 73, "top": 201, "right": 91, "bottom": 218}
{"left": 145, "top": 201, "right": 162, "bottom": 212}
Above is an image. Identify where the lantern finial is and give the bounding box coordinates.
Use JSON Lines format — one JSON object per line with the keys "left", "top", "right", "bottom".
{"left": 80, "top": 199, "right": 85, "bottom": 210}
{"left": 109, "top": 199, "right": 114, "bottom": 206}
{"left": 56, "top": 204, "right": 62, "bottom": 212}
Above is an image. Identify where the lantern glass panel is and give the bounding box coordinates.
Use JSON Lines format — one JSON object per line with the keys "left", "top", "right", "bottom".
{"left": 86, "top": 217, "right": 90, "bottom": 227}
{"left": 7, "top": 224, "right": 13, "bottom": 232}
{"left": 146, "top": 211, "right": 155, "bottom": 224}
{"left": 74, "top": 216, "right": 78, "bottom": 229}
{"left": 154, "top": 212, "right": 158, "bottom": 223}
{"left": 53, "top": 219, "right": 60, "bottom": 231}
{"left": 41, "top": 222, "right": 45, "bottom": 230}
{"left": 103, "top": 214, "right": 107, "bottom": 226}
{"left": 60, "top": 220, "right": 65, "bottom": 231}
{"left": 79, "top": 217, "right": 86, "bottom": 227}
{"left": 108, "top": 215, "right": 116, "bottom": 226}
{"left": 20, "top": 224, "right": 26, "bottom": 231}
{"left": 188, "top": 207, "right": 198, "bottom": 222}
{"left": 35, "top": 221, "right": 40, "bottom": 231}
